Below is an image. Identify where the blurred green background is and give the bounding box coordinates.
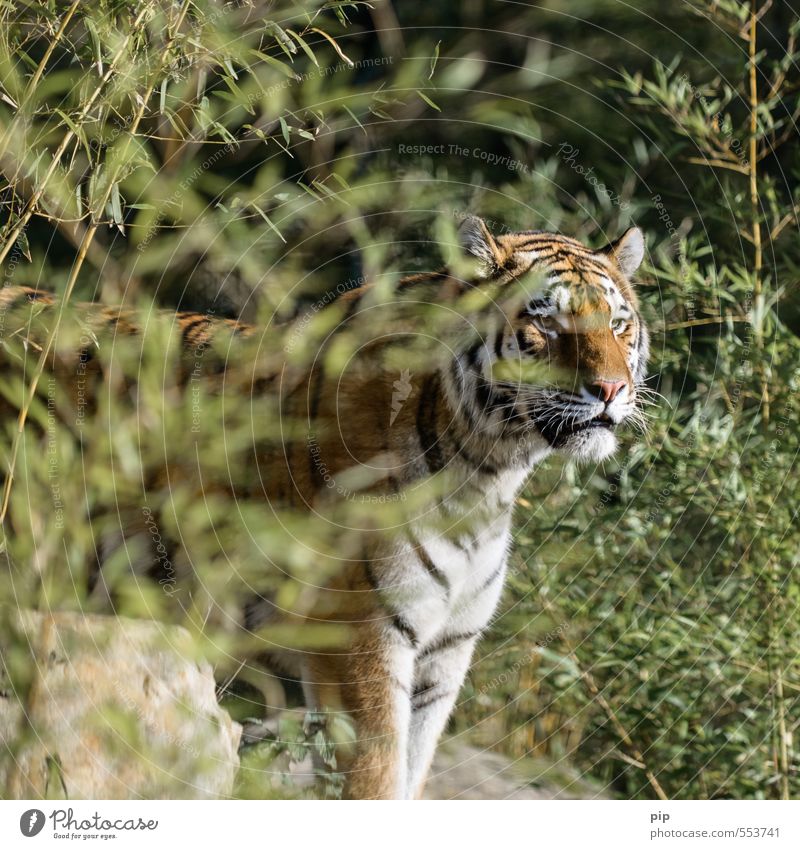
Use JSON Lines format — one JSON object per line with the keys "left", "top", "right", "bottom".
{"left": 0, "top": 0, "right": 798, "bottom": 799}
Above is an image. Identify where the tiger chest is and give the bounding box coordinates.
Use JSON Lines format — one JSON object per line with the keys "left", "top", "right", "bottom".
{"left": 387, "top": 512, "right": 513, "bottom": 650}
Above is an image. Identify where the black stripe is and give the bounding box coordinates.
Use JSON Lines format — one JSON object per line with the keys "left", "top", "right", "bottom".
{"left": 363, "top": 562, "right": 420, "bottom": 649}
{"left": 544, "top": 256, "right": 606, "bottom": 277}
{"left": 513, "top": 241, "right": 562, "bottom": 255}
{"left": 473, "top": 375, "right": 513, "bottom": 421}
{"left": 406, "top": 528, "right": 450, "bottom": 593}
{"left": 416, "top": 374, "right": 446, "bottom": 473}
{"left": 364, "top": 562, "right": 382, "bottom": 592}
{"left": 391, "top": 615, "right": 419, "bottom": 648}
{"left": 442, "top": 420, "right": 499, "bottom": 476}
{"left": 516, "top": 328, "right": 536, "bottom": 352}
{"left": 412, "top": 679, "right": 436, "bottom": 699}
{"left": 477, "top": 563, "right": 504, "bottom": 592}
{"left": 581, "top": 259, "right": 612, "bottom": 276}
{"left": 365, "top": 564, "right": 419, "bottom": 650}
{"left": 448, "top": 355, "right": 477, "bottom": 430}
{"left": 493, "top": 329, "right": 505, "bottom": 360}
{"left": 180, "top": 316, "right": 209, "bottom": 341}
{"left": 413, "top": 690, "right": 456, "bottom": 712}
{"left": 419, "top": 630, "right": 480, "bottom": 659}
{"left": 308, "top": 361, "right": 326, "bottom": 419}
{"left": 548, "top": 247, "right": 593, "bottom": 262}
{"left": 449, "top": 356, "right": 465, "bottom": 393}
{"left": 523, "top": 296, "right": 552, "bottom": 314}
{"left": 473, "top": 372, "right": 493, "bottom": 413}
{"left": 464, "top": 340, "right": 483, "bottom": 369}
{"left": 440, "top": 526, "right": 471, "bottom": 552}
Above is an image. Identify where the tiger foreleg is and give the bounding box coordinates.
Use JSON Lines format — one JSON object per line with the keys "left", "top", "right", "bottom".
{"left": 305, "top": 627, "right": 414, "bottom": 799}
{"left": 406, "top": 636, "right": 477, "bottom": 799}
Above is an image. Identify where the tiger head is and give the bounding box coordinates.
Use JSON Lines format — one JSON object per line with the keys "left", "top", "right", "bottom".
{"left": 458, "top": 216, "right": 649, "bottom": 463}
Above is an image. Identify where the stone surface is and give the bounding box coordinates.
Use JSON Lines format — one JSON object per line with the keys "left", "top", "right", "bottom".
{"left": 0, "top": 611, "right": 241, "bottom": 799}
{"left": 237, "top": 720, "right": 606, "bottom": 799}
{"left": 424, "top": 740, "right": 609, "bottom": 800}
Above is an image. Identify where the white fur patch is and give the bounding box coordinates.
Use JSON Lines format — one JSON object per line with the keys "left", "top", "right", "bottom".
{"left": 563, "top": 427, "right": 618, "bottom": 462}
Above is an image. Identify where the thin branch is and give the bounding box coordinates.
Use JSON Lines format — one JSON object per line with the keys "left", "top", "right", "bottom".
{"left": 685, "top": 156, "right": 748, "bottom": 174}
{"left": 23, "top": 1, "right": 81, "bottom": 97}
{"left": 770, "top": 205, "right": 800, "bottom": 241}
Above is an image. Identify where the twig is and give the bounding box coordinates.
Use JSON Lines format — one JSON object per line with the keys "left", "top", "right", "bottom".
{"left": 685, "top": 156, "right": 748, "bottom": 174}
{"left": 23, "top": 1, "right": 81, "bottom": 97}
{"left": 770, "top": 206, "right": 799, "bottom": 241}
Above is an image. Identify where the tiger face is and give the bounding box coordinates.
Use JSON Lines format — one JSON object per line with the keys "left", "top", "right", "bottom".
{"left": 459, "top": 216, "right": 649, "bottom": 463}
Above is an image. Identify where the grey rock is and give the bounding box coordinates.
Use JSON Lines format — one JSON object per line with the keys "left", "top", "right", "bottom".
{"left": 0, "top": 611, "right": 241, "bottom": 799}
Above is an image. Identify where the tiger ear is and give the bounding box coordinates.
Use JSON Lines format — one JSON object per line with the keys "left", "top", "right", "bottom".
{"left": 458, "top": 216, "right": 504, "bottom": 269}
{"left": 600, "top": 227, "right": 645, "bottom": 278}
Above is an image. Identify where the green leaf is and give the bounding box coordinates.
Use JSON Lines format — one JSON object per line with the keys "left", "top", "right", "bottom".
{"left": 417, "top": 90, "right": 441, "bottom": 111}
{"left": 342, "top": 104, "right": 365, "bottom": 134}
{"left": 249, "top": 203, "right": 286, "bottom": 243}
{"left": 267, "top": 22, "right": 298, "bottom": 57}
{"left": 109, "top": 182, "right": 123, "bottom": 228}
{"left": 222, "top": 58, "right": 239, "bottom": 80}
{"left": 279, "top": 116, "right": 291, "bottom": 146}
{"left": 55, "top": 109, "right": 90, "bottom": 157}
{"left": 252, "top": 50, "right": 301, "bottom": 81}
{"left": 286, "top": 29, "right": 318, "bottom": 67}
{"left": 16, "top": 230, "right": 30, "bottom": 262}
{"left": 429, "top": 40, "right": 441, "bottom": 80}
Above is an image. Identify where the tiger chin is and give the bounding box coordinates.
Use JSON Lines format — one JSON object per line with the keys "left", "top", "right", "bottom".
{"left": 0, "top": 213, "right": 650, "bottom": 801}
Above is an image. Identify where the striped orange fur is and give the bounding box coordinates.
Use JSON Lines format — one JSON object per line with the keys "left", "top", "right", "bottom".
{"left": 0, "top": 216, "right": 649, "bottom": 798}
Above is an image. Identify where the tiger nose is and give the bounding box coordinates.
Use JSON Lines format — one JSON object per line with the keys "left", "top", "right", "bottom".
{"left": 589, "top": 379, "right": 626, "bottom": 403}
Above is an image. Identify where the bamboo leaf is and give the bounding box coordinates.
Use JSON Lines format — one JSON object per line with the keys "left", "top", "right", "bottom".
{"left": 267, "top": 22, "right": 298, "bottom": 57}
{"left": 429, "top": 40, "right": 441, "bottom": 80}
{"left": 417, "top": 90, "right": 441, "bottom": 111}
{"left": 252, "top": 50, "right": 301, "bottom": 80}
{"left": 286, "top": 29, "right": 318, "bottom": 67}
{"left": 309, "top": 28, "right": 354, "bottom": 67}
{"left": 249, "top": 203, "right": 286, "bottom": 242}
{"left": 55, "top": 109, "right": 90, "bottom": 157}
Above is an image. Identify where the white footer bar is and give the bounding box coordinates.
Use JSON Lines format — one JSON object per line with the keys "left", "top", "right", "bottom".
{"left": 2, "top": 800, "right": 798, "bottom": 848}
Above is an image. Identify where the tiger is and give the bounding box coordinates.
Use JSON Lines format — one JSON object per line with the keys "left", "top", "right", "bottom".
{"left": 0, "top": 215, "right": 649, "bottom": 800}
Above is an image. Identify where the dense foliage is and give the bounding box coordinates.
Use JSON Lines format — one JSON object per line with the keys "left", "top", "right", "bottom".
{"left": 0, "top": 0, "right": 797, "bottom": 799}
